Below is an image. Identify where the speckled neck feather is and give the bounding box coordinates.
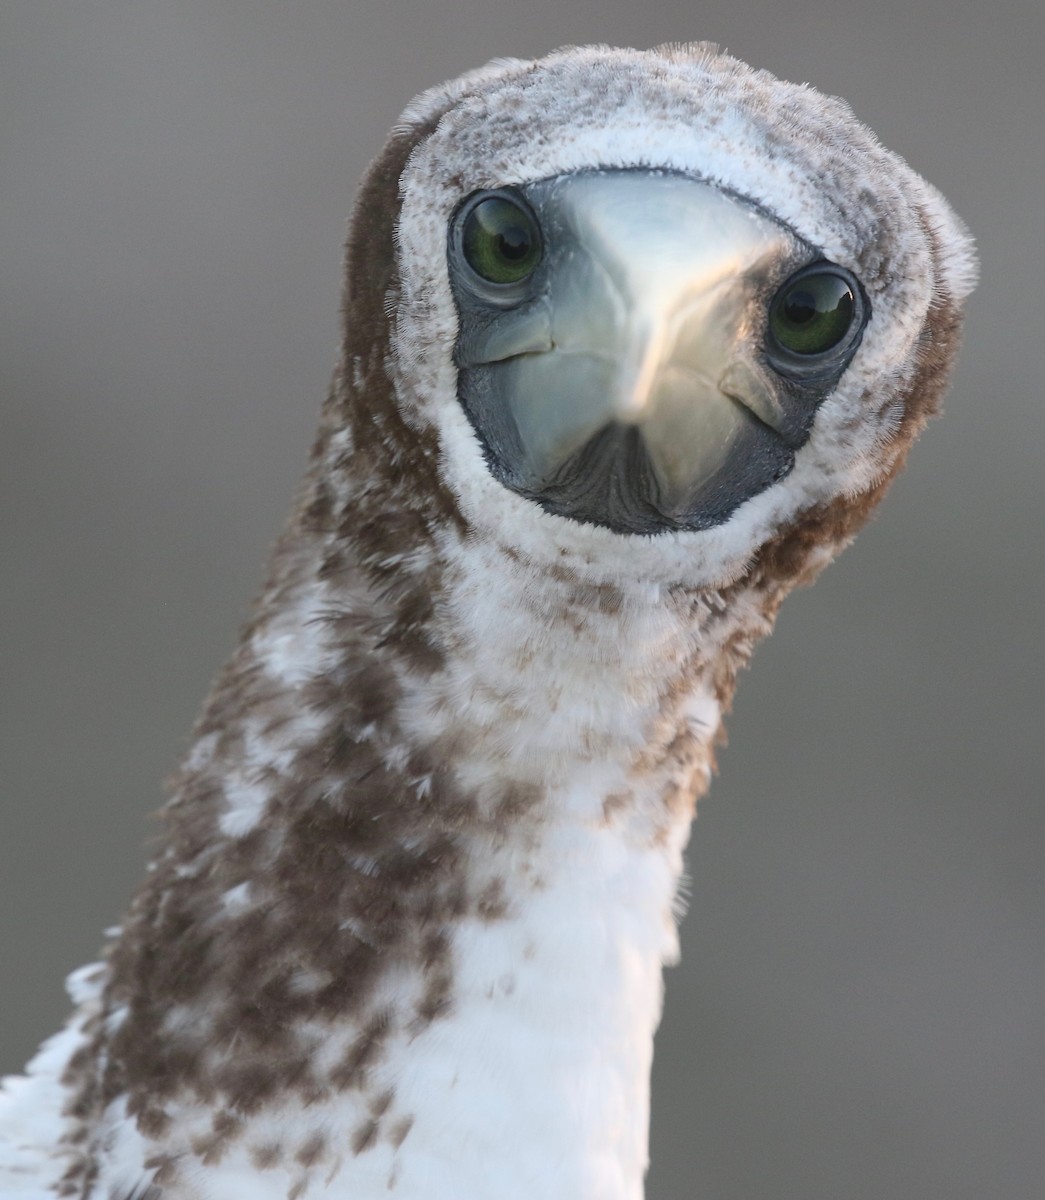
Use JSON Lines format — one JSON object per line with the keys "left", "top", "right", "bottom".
{"left": 1, "top": 43, "right": 974, "bottom": 1200}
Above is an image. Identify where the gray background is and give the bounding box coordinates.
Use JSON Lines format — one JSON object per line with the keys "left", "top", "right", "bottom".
{"left": 2, "top": 2, "right": 1042, "bottom": 1197}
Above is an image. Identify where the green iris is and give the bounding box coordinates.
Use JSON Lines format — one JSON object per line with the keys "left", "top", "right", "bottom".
{"left": 769, "top": 269, "right": 856, "bottom": 356}
{"left": 461, "top": 195, "right": 541, "bottom": 285}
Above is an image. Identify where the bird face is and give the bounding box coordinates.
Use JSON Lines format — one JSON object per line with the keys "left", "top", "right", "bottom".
{"left": 379, "top": 46, "right": 975, "bottom": 588}
{"left": 448, "top": 169, "right": 869, "bottom": 534}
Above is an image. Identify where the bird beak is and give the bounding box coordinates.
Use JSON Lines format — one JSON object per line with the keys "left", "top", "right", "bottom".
{"left": 453, "top": 171, "right": 807, "bottom": 533}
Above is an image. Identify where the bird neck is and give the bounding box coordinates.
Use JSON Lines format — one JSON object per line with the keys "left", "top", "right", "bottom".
{"left": 77, "top": 522, "right": 768, "bottom": 1200}
{"left": 346, "top": 537, "right": 727, "bottom": 1199}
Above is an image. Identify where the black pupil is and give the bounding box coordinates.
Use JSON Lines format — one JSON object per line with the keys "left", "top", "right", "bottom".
{"left": 497, "top": 224, "right": 531, "bottom": 261}
{"left": 783, "top": 289, "right": 819, "bottom": 326}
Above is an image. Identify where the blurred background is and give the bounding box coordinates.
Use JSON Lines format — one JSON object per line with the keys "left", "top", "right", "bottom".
{"left": 2, "top": 3, "right": 1042, "bottom": 1197}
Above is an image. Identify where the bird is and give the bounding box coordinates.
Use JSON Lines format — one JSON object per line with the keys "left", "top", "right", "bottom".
{"left": 1, "top": 42, "right": 976, "bottom": 1200}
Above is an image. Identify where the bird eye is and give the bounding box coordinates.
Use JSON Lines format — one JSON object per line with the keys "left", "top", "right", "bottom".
{"left": 768, "top": 266, "right": 860, "bottom": 358}
{"left": 460, "top": 193, "right": 542, "bottom": 285}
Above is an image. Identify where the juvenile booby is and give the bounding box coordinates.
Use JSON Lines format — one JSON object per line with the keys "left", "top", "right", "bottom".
{"left": 0, "top": 43, "right": 976, "bottom": 1200}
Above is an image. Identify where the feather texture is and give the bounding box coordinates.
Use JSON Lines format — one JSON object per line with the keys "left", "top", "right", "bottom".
{"left": 1, "top": 44, "right": 974, "bottom": 1200}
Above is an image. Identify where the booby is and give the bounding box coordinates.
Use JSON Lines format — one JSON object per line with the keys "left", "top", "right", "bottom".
{"left": 0, "top": 43, "right": 976, "bottom": 1200}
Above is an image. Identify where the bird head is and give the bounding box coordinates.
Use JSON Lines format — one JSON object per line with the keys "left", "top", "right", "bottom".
{"left": 331, "top": 44, "right": 976, "bottom": 597}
